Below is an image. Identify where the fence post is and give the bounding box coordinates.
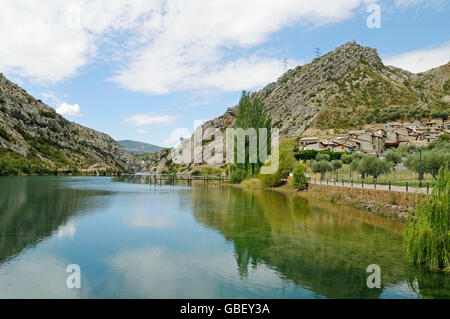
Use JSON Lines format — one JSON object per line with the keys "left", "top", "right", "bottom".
{"left": 389, "top": 181, "right": 391, "bottom": 191}
{"left": 351, "top": 179, "right": 353, "bottom": 187}
{"left": 426, "top": 183, "right": 429, "bottom": 194}
{"left": 374, "top": 180, "right": 376, "bottom": 190}
{"left": 406, "top": 182, "right": 408, "bottom": 193}
{"left": 342, "top": 180, "right": 344, "bottom": 187}
{"left": 327, "top": 179, "right": 328, "bottom": 185}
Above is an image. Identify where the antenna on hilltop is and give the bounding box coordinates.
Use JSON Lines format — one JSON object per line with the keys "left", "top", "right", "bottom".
{"left": 283, "top": 58, "right": 288, "bottom": 71}
{"left": 314, "top": 47, "right": 321, "bottom": 59}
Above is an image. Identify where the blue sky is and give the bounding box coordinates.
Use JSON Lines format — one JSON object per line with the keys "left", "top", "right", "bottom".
{"left": 1, "top": 0, "right": 449, "bottom": 147}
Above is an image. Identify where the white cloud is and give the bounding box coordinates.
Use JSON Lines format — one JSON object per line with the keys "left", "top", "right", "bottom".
{"left": 125, "top": 214, "right": 173, "bottom": 229}
{"left": 57, "top": 221, "right": 77, "bottom": 238}
{"left": 383, "top": 43, "right": 450, "bottom": 73}
{"left": 394, "top": 0, "right": 444, "bottom": 8}
{"left": 55, "top": 102, "right": 82, "bottom": 117}
{"left": 0, "top": 0, "right": 373, "bottom": 91}
{"left": 110, "top": 0, "right": 373, "bottom": 94}
{"left": 125, "top": 114, "right": 177, "bottom": 126}
{"left": 137, "top": 130, "right": 148, "bottom": 134}
{"left": 3, "top": 0, "right": 442, "bottom": 93}
{"left": 0, "top": 0, "right": 161, "bottom": 82}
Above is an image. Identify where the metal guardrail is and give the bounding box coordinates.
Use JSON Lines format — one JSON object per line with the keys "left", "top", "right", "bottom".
{"left": 309, "top": 177, "right": 430, "bottom": 194}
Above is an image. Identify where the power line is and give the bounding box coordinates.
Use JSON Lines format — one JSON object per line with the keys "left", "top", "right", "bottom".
{"left": 283, "top": 58, "right": 288, "bottom": 71}
{"left": 314, "top": 47, "right": 321, "bottom": 58}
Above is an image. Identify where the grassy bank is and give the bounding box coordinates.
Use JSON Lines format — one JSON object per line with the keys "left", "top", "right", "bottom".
{"left": 229, "top": 178, "right": 425, "bottom": 221}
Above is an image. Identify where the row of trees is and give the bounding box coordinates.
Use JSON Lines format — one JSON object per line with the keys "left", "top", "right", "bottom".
{"left": 309, "top": 134, "right": 450, "bottom": 183}
{"left": 384, "top": 134, "right": 450, "bottom": 180}
{"left": 311, "top": 151, "right": 390, "bottom": 182}
{"left": 229, "top": 91, "right": 271, "bottom": 183}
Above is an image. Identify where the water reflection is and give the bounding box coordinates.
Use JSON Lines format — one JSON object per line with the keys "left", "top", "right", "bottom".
{"left": 0, "top": 176, "right": 448, "bottom": 298}
{"left": 191, "top": 187, "right": 449, "bottom": 298}
{"left": 0, "top": 177, "right": 112, "bottom": 264}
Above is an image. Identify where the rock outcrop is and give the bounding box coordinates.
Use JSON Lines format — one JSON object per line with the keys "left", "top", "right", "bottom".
{"left": 145, "top": 41, "right": 449, "bottom": 172}
{"left": 0, "top": 73, "right": 136, "bottom": 173}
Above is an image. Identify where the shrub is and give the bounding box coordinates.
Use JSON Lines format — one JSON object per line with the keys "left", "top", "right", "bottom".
{"left": 230, "top": 168, "right": 246, "bottom": 184}
{"left": 259, "top": 142, "right": 296, "bottom": 187}
{"left": 0, "top": 127, "right": 12, "bottom": 141}
{"left": 311, "top": 160, "right": 333, "bottom": 181}
{"left": 356, "top": 155, "right": 390, "bottom": 182}
{"left": 315, "top": 153, "right": 330, "bottom": 161}
{"left": 293, "top": 163, "right": 309, "bottom": 190}
{"left": 341, "top": 154, "right": 353, "bottom": 164}
{"left": 404, "top": 165, "right": 450, "bottom": 272}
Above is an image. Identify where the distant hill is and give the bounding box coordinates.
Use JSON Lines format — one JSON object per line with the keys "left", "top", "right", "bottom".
{"left": 0, "top": 73, "right": 136, "bottom": 175}
{"left": 144, "top": 41, "right": 449, "bottom": 173}
{"left": 117, "top": 140, "right": 164, "bottom": 154}
{"left": 202, "top": 41, "right": 449, "bottom": 136}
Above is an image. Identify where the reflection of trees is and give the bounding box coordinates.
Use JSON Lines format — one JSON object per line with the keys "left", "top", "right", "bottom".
{"left": 192, "top": 187, "right": 448, "bottom": 298}
{"left": 0, "top": 177, "right": 111, "bottom": 264}
{"left": 405, "top": 265, "right": 450, "bottom": 299}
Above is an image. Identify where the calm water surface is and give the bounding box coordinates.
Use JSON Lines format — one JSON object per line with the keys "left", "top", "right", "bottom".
{"left": 0, "top": 176, "right": 448, "bottom": 298}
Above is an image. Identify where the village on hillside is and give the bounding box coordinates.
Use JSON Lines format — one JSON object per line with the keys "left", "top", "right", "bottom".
{"left": 299, "top": 120, "right": 450, "bottom": 155}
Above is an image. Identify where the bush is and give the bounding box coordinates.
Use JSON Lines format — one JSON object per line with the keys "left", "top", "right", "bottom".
{"left": 230, "top": 168, "right": 246, "bottom": 184}
{"left": 295, "top": 150, "right": 347, "bottom": 161}
{"left": 404, "top": 165, "right": 450, "bottom": 272}
{"left": 316, "top": 153, "right": 330, "bottom": 161}
{"left": 259, "top": 142, "right": 296, "bottom": 187}
{"left": 356, "top": 155, "right": 390, "bottom": 182}
{"left": 405, "top": 149, "right": 450, "bottom": 180}
{"left": 341, "top": 154, "right": 353, "bottom": 164}
{"left": 311, "top": 160, "right": 333, "bottom": 181}
{"left": 293, "top": 163, "right": 309, "bottom": 190}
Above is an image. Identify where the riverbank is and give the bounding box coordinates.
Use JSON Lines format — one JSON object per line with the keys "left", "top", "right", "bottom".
{"left": 228, "top": 179, "right": 426, "bottom": 221}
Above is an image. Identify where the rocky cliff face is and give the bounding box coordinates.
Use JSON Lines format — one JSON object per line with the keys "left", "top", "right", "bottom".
{"left": 201, "top": 42, "right": 449, "bottom": 137}
{"left": 0, "top": 74, "right": 136, "bottom": 173}
{"left": 145, "top": 41, "right": 449, "bottom": 172}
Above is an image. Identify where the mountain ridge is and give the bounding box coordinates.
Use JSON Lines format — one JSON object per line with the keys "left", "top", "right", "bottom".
{"left": 201, "top": 41, "right": 449, "bottom": 137}
{"left": 0, "top": 73, "right": 137, "bottom": 175}
{"left": 145, "top": 41, "right": 449, "bottom": 172}
{"left": 117, "top": 140, "right": 164, "bottom": 154}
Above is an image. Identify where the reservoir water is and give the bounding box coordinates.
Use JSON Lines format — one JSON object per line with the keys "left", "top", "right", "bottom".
{"left": 0, "top": 176, "right": 448, "bottom": 298}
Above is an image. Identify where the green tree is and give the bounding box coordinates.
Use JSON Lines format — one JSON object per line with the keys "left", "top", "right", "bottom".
{"left": 356, "top": 155, "right": 390, "bottom": 183}
{"left": 234, "top": 91, "right": 271, "bottom": 178}
{"left": 384, "top": 149, "right": 403, "bottom": 170}
{"left": 315, "top": 153, "right": 330, "bottom": 162}
{"left": 230, "top": 167, "right": 246, "bottom": 184}
{"left": 341, "top": 154, "right": 353, "bottom": 164}
{"left": 293, "top": 162, "right": 309, "bottom": 190}
{"left": 405, "top": 149, "right": 450, "bottom": 180}
{"left": 311, "top": 160, "right": 333, "bottom": 181}
{"left": 404, "top": 165, "right": 449, "bottom": 272}
{"left": 331, "top": 160, "right": 342, "bottom": 176}
{"left": 259, "top": 142, "right": 296, "bottom": 187}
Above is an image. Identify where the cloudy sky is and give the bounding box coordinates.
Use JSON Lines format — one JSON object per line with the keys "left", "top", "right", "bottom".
{"left": 0, "top": 0, "right": 448, "bottom": 146}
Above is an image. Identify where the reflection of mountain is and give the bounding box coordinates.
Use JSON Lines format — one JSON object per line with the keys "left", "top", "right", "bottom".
{"left": 192, "top": 187, "right": 447, "bottom": 298}
{"left": 0, "top": 177, "right": 111, "bottom": 264}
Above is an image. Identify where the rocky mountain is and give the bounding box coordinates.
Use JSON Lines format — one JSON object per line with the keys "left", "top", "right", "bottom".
{"left": 0, "top": 73, "right": 136, "bottom": 174}
{"left": 146, "top": 41, "right": 449, "bottom": 172}
{"left": 202, "top": 41, "right": 449, "bottom": 136}
{"left": 117, "top": 140, "right": 163, "bottom": 154}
